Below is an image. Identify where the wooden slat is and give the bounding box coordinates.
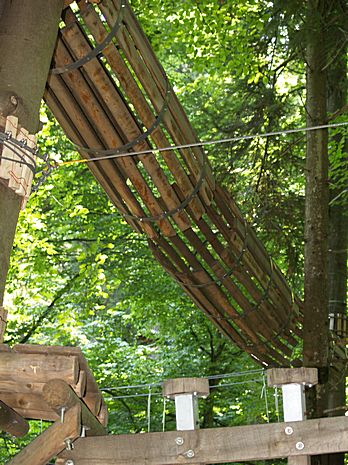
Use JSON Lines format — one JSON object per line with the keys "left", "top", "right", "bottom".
{"left": 44, "top": 84, "right": 149, "bottom": 236}
{"left": 54, "top": 36, "right": 175, "bottom": 237}
{"left": 99, "top": 0, "right": 213, "bottom": 207}
{"left": 267, "top": 368, "right": 318, "bottom": 387}
{"left": 61, "top": 12, "right": 191, "bottom": 232}
{"left": 60, "top": 416, "right": 348, "bottom": 465}
{"left": 80, "top": 3, "right": 206, "bottom": 221}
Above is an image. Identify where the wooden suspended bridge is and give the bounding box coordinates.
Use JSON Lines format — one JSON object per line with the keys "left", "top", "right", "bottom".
{"left": 44, "top": 0, "right": 304, "bottom": 367}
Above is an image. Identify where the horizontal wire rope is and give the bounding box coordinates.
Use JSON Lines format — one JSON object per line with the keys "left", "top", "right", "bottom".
{"left": 100, "top": 369, "right": 264, "bottom": 392}
{"left": 56, "top": 121, "right": 348, "bottom": 166}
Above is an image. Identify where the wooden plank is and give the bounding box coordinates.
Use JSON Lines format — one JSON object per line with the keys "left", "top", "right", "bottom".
{"left": 288, "top": 456, "right": 310, "bottom": 465}
{"left": 60, "top": 415, "right": 348, "bottom": 465}
{"left": 7, "top": 404, "right": 81, "bottom": 465}
{"left": 109, "top": 0, "right": 215, "bottom": 196}
{"left": 99, "top": 0, "right": 213, "bottom": 207}
{"left": 163, "top": 378, "right": 209, "bottom": 398}
{"left": 60, "top": 13, "right": 190, "bottom": 232}
{"left": 54, "top": 37, "right": 175, "bottom": 237}
{"left": 267, "top": 368, "right": 318, "bottom": 387}
{"left": 13, "top": 345, "right": 96, "bottom": 395}
{"left": 80, "top": 3, "right": 205, "bottom": 222}
{"left": 0, "top": 400, "right": 29, "bottom": 437}
{"left": 44, "top": 83, "right": 150, "bottom": 237}
{"left": 0, "top": 352, "right": 79, "bottom": 384}
{"left": 0, "top": 343, "right": 11, "bottom": 352}
{"left": 0, "top": 116, "right": 18, "bottom": 180}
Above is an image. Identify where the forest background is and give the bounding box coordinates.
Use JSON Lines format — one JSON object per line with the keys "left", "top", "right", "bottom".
{"left": 1, "top": 0, "right": 347, "bottom": 462}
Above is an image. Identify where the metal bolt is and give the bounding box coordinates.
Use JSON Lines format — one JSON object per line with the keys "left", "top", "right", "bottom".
{"left": 185, "top": 450, "right": 195, "bottom": 459}
{"left": 60, "top": 406, "right": 66, "bottom": 423}
{"left": 10, "top": 95, "right": 18, "bottom": 106}
{"left": 65, "top": 461, "right": 74, "bottom": 465}
{"left": 64, "top": 438, "right": 74, "bottom": 451}
{"left": 175, "top": 437, "right": 184, "bottom": 446}
{"left": 285, "top": 426, "right": 293, "bottom": 435}
{"left": 296, "top": 441, "right": 305, "bottom": 451}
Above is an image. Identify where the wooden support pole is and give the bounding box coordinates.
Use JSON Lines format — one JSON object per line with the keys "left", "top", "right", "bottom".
{"left": 267, "top": 368, "right": 318, "bottom": 465}
{"left": 59, "top": 415, "right": 348, "bottom": 465}
{"left": 43, "top": 379, "right": 106, "bottom": 436}
{"left": 0, "top": 400, "right": 29, "bottom": 437}
{"left": 7, "top": 404, "right": 80, "bottom": 465}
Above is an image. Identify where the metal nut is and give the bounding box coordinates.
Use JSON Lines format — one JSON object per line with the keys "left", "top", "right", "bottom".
{"left": 185, "top": 450, "right": 195, "bottom": 459}
{"left": 285, "top": 426, "right": 293, "bottom": 435}
{"left": 175, "top": 437, "right": 184, "bottom": 446}
{"left": 296, "top": 441, "right": 305, "bottom": 451}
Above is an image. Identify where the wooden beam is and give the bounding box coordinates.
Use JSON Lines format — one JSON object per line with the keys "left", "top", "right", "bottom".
{"left": 43, "top": 379, "right": 106, "bottom": 436}
{"left": 0, "top": 352, "right": 79, "bottom": 384}
{"left": 60, "top": 416, "right": 348, "bottom": 465}
{"left": 0, "top": 400, "right": 29, "bottom": 437}
{"left": 7, "top": 404, "right": 80, "bottom": 465}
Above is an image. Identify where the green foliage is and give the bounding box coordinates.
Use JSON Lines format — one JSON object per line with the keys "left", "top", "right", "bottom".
{"left": 1, "top": 0, "right": 347, "bottom": 462}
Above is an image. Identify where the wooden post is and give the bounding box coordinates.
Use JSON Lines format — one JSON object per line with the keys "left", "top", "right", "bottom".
{"left": 267, "top": 368, "right": 318, "bottom": 465}
{"left": 163, "top": 378, "right": 209, "bottom": 431}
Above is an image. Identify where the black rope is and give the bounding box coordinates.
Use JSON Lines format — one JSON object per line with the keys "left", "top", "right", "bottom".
{"left": 121, "top": 152, "right": 208, "bottom": 223}
{"left": 51, "top": 0, "right": 126, "bottom": 75}
{"left": 236, "top": 259, "right": 275, "bottom": 320}
{"left": 175, "top": 219, "right": 249, "bottom": 288}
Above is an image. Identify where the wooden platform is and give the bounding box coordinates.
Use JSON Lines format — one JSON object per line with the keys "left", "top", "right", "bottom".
{"left": 0, "top": 343, "right": 107, "bottom": 425}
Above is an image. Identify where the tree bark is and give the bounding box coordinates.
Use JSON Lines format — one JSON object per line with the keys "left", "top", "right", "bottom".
{"left": 325, "top": 2, "right": 347, "bottom": 464}
{"left": 0, "top": 0, "right": 63, "bottom": 307}
{"left": 303, "top": 0, "right": 329, "bottom": 369}
{"left": 303, "top": 0, "right": 329, "bottom": 419}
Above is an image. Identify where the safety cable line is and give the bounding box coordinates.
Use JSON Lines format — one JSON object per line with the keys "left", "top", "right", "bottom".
{"left": 102, "top": 377, "right": 264, "bottom": 400}
{"left": 100, "top": 369, "right": 264, "bottom": 392}
{"left": 57, "top": 121, "right": 348, "bottom": 166}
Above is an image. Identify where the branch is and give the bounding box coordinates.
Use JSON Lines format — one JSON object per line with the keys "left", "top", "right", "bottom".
{"left": 18, "top": 273, "right": 80, "bottom": 344}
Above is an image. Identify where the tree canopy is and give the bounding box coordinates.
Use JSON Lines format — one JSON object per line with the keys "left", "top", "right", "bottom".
{"left": 0, "top": 0, "right": 347, "bottom": 462}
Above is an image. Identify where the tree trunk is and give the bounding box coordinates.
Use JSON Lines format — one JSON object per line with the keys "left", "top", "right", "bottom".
{"left": 0, "top": 0, "right": 63, "bottom": 307}
{"left": 303, "top": 0, "right": 329, "bottom": 418}
{"left": 325, "top": 2, "right": 347, "bottom": 464}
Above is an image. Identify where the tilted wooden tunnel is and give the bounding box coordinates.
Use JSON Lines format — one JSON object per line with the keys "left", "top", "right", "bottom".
{"left": 45, "top": 0, "right": 304, "bottom": 367}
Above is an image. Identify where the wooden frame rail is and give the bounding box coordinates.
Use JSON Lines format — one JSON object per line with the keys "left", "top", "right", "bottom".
{"left": 59, "top": 415, "right": 348, "bottom": 465}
